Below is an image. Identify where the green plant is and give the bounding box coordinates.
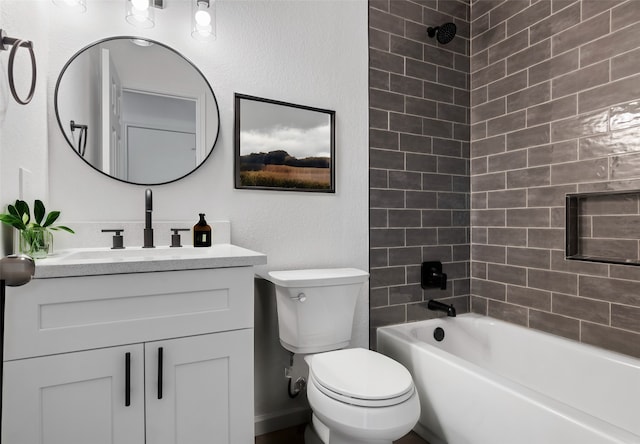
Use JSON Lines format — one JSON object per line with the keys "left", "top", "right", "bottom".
{"left": 0, "top": 199, "right": 74, "bottom": 234}
{"left": 0, "top": 199, "right": 74, "bottom": 257}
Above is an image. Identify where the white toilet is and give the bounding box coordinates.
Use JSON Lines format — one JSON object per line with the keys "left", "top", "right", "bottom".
{"left": 265, "top": 268, "right": 420, "bottom": 444}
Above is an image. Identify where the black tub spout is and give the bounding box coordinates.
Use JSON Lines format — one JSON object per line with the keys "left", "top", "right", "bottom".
{"left": 427, "top": 299, "right": 456, "bottom": 317}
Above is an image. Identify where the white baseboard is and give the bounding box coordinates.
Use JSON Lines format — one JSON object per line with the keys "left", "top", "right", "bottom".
{"left": 254, "top": 407, "right": 312, "bottom": 436}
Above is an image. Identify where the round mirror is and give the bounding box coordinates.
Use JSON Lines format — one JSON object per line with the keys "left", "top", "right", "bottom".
{"left": 55, "top": 37, "right": 220, "bottom": 185}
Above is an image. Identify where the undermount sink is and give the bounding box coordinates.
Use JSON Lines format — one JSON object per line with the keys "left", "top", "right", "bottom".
{"left": 61, "top": 246, "right": 223, "bottom": 261}
{"left": 34, "top": 244, "right": 267, "bottom": 278}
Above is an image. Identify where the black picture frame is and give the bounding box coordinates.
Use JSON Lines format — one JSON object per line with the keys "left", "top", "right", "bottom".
{"left": 234, "top": 94, "right": 335, "bottom": 192}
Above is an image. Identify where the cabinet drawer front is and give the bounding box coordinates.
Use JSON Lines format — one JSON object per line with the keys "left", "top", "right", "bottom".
{"left": 5, "top": 267, "right": 254, "bottom": 360}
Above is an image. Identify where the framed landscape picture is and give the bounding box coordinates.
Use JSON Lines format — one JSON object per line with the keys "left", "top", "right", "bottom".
{"left": 234, "top": 94, "right": 335, "bottom": 192}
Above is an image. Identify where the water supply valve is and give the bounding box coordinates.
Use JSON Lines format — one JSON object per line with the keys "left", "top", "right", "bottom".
{"left": 285, "top": 367, "right": 307, "bottom": 399}
{"left": 285, "top": 353, "right": 307, "bottom": 398}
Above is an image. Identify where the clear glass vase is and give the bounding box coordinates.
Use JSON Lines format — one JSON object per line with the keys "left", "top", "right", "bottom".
{"left": 19, "top": 228, "right": 53, "bottom": 259}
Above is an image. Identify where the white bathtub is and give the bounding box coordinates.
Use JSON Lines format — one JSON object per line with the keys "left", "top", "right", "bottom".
{"left": 377, "top": 313, "right": 640, "bottom": 444}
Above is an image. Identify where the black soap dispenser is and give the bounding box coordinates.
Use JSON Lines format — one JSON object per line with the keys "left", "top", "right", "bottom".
{"left": 193, "top": 213, "right": 212, "bottom": 247}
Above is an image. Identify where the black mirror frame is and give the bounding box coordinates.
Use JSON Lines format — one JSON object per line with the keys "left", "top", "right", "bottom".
{"left": 54, "top": 36, "right": 221, "bottom": 186}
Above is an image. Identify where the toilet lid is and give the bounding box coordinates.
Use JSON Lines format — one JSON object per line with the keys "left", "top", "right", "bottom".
{"left": 308, "top": 348, "right": 414, "bottom": 407}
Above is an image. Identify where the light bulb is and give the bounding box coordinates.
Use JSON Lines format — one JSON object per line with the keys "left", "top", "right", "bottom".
{"left": 195, "top": 9, "right": 211, "bottom": 26}
{"left": 192, "top": 0, "right": 215, "bottom": 41}
{"left": 126, "top": 0, "right": 154, "bottom": 28}
{"left": 131, "top": 0, "right": 149, "bottom": 10}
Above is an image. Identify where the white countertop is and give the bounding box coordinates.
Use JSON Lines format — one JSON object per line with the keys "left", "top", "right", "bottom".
{"left": 33, "top": 244, "right": 267, "bottom": 278}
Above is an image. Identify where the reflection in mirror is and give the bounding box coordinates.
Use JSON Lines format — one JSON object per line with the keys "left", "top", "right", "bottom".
{"left": 55, "top": 37, "right": 220, "bottom": 185}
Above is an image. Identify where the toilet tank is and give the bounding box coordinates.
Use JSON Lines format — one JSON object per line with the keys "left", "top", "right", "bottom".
{"left": 266, "top": 268, "right": 369, "bottom": 354}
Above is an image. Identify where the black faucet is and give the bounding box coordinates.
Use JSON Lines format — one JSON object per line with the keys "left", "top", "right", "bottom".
{"left": 143, "top": 188, "right": 154, "bottom": 248}
{"left": 427, "top": 299, "right": 456, "bottom": 317}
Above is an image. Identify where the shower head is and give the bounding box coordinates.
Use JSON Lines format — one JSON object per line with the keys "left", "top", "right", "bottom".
{"left": 427, "top": 22, "right": 457, "bottom": 44}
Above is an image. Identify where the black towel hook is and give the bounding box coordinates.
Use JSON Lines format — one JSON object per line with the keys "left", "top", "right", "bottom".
{"left": 1, "top": 29, "right": 37, "bottom": 105}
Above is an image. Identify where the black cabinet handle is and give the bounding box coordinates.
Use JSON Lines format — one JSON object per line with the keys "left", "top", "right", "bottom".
{"left": 157, "top": 347, "right": 163, "bottom": 400}
{"left": 125, "top": 352, "right": 131, "bottom": 407}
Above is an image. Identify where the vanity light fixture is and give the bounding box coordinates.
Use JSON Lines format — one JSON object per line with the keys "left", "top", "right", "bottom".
{"left": 130, "top": 38, "right": 154, "bottom": 47}
{"left": 192, "top": 0, "right": 216, "bottom": 41}
{"left": 125, "top": 0, "right": 155, "bottom": 29}
{"left": 51, "top": 0, "right": 87, "bottom": 13}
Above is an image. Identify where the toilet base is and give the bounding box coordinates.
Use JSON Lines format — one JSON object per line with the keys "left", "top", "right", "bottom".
{"left": 305, "top": 414, "right": 398, "bottom": 444}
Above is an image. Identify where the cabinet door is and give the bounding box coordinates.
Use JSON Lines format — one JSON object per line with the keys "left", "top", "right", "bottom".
{"left": 2, "top": 344, "right": 145, "bottom": 444}
{"left": 145, "top": 329, "right": 254, "bottom": 444}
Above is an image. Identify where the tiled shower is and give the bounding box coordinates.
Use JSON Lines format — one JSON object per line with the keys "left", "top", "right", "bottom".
{"left": 369, "top": 0, "right": 471, "bottom": 346}
{"left": 369, "top": 0, "right": 640, "bottom": 358}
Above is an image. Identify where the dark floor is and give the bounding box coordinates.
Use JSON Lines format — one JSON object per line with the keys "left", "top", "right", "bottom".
{"left": 255, "top": 423, "right": 429, "bottom": 444}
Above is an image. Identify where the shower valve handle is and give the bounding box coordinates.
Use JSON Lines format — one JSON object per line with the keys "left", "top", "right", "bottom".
{"left": 421, "top": 261, "right": 447, "bottom": 290}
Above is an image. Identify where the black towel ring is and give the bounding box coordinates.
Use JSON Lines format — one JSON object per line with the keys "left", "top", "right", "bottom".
{"left": 1, "top": 29, "right": 37, "bottom": 105}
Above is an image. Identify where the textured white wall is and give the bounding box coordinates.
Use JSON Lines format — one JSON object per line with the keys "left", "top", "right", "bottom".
{"left": 0, "top": 0, "right": 50, "bottom": 253}
{"left": 0, "top": 0, "right": 368, "bottom": 432}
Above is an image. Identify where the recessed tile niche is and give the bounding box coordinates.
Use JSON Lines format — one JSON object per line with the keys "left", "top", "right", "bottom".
{"left": 566, "top": 191, "right": 640, "bottom": 265}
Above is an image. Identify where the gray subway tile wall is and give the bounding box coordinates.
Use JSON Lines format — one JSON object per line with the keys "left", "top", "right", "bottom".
{"left": 370, "top": 0, "right": 640, "bottom": 358}
{"left": 369, "top": 0, "right": 471, "bottom": 345}
{"left": 470, "top": 0, "right": 640, "bottom": 358}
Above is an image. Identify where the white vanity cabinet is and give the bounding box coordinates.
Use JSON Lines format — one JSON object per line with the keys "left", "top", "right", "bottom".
{"left": 4, "top": 343, "right": 146, "bottom": 444}
{"left": 144, "top": 330, "right": 253, "bottom": 444}
{"left": 2, "top": 263, "right": 260, "bottom": 444}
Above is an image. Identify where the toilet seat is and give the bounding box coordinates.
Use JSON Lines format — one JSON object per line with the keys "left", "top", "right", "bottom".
{"left": 307, "top": 348, "right": 415, "bottom": 408}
